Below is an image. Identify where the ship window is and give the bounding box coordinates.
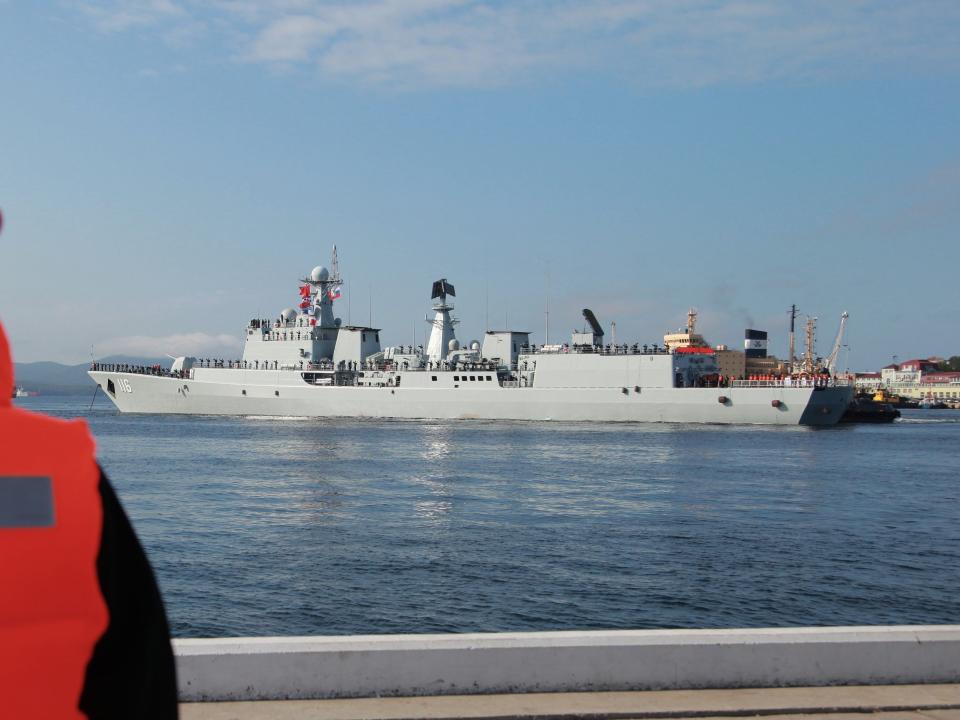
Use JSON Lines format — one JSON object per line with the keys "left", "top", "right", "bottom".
{"left": 487, "top": 375, "right": 492, "bottom": 381}
{"left": 242, "top": 389, "right": 246, "bottom": 396}
{"left": 432, "top": 376, "right": 437, "bottom": 381}
{"left": 275, "top": 390, "right": 279, "bottom": 396}
{"left": 454, "top": 376, "right": 459, "bottom": 381}
{"left": 477, "top": 376, "right": 483, "bottom": 381}
{"left": 470, "top": 376, "right": 476, "bottom": 381}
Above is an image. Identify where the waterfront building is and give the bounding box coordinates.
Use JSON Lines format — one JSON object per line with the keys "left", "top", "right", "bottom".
{"left": 873, "top": 359, "right": 960, "bottom": 401}
{"left": 854, "top": 372, "right": 882, "bottom": 392}
{"left": 920, "top": 372, "right": 960, "bottom": 401}
{"left": 713, "top": 345, "right": 746, "bottom": 379}
{"left": 669, "top": 322, "right": 787, "bottom": 380}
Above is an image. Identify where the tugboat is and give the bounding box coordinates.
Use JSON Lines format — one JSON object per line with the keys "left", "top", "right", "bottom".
{"left": 872, "top": 388, "right": 918, "bottom": 408}
{"left": 11, "top": 385, "right": 29, "bottom": 399}
{"left": 840, "top": 394, "right": 900, "bottom": 423}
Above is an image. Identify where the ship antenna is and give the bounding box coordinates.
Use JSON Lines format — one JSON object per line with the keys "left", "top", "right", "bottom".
{"left": 787, "top": 304, "right": 797, "bottom": 373}
{"left": 544, "top": 260, "right": 550, "bottom": 344}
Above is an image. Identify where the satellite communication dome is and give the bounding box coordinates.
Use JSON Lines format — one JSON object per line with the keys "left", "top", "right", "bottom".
{"left": 310, "top": 266, "right": 330, "bottom": 282}
{"left": 448, "top": 339, "right": 460, "bottom": 352}
{"left": 281, "top": 308, "right": 298, "bottom": 322}
{"left": 470, "top": 340, "right": 481, "bottom": 351}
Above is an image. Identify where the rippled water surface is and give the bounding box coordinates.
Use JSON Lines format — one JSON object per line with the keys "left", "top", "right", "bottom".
{"left": 20, "top": 395, "right": 960, "bottom": 637}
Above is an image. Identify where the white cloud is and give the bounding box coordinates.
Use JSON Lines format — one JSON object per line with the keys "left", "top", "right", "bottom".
{"left": 71, "top": 1, "right": 960, "bottom": 88}
{"left": 77, "top": 0, "right": 187, "bottom": 33}
{"left": 96, "top": 332, "right": 242, "bottom": 358}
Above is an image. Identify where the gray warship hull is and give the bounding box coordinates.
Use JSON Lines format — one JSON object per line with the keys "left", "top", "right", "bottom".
{"left": 88, "top": 368, "right": 851, "bottom": 425}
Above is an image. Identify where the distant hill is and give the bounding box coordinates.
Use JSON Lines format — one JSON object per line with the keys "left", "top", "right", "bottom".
{"left": 13, "top": 355, "right": 171, "bottom": 395}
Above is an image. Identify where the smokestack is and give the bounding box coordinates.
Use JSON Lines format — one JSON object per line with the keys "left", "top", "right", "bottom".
{"left": 745, "top": 329, "right": 768, "bottom": 358}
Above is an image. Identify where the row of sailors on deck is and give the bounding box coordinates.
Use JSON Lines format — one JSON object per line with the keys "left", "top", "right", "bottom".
{"left": 248, "top": 317, "right": 294, "bottom": 329}
{"left": 197, "top": 358, "right": 291, "bottom": 370}
{"left": 535, "top": 344, "right": 668, "bottom": 354}
{"left": 748, "top": 374, "right": 834, "bottom": 387}
{"left": 89, "top": 362, "right": 190, "bottom": 379}
{"left": 263, "top": 330, "right": 312, "bottom": 341}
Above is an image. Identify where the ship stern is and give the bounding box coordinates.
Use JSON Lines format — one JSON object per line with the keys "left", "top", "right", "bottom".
{"left": 798, "top": 385, "right": 854, "bottom": 426}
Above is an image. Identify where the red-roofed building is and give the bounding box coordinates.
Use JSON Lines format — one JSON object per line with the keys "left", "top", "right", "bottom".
{"left": 921, "top": 372, "right": 960, "bottom": 385}
{"left": 898, "top": 358, "right": 940, "bottom": 373}
{"left": 880, "top": 359, "right": 960, "bottom": 401}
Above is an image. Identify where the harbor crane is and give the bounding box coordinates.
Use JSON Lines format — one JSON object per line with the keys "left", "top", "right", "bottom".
{"left": 825, "top": 312, "right": 849, "bottom": 374}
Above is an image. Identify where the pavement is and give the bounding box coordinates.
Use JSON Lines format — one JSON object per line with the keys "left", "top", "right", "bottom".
{"left": 180, "top": 684, "right": 960, "bottom": 720}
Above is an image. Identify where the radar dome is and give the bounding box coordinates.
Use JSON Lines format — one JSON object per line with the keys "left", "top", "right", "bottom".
{"left": 448, "top": 339, "right": 460, "bottom": 352}
{"left": 310, "top": 266, "right": 330, "bottom": 282}
{"left": 281, "top": 308, "right": 299, "bottom": 323}
{"left": 470, "top": 340, "right": 481, "bottom": 351}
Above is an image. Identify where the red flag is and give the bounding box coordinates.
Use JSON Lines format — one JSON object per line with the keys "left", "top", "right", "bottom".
{"left": 299, "top": 285, "right": 311, "bottom": 298}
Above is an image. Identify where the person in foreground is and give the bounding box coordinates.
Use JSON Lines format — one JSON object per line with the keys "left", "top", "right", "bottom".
{"left": 0, "top": 320, "right": 179, "bottom": 719}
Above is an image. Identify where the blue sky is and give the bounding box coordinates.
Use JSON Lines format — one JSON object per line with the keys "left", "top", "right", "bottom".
{"left": 1, "top": 1, "right": 958, "bottom": 369}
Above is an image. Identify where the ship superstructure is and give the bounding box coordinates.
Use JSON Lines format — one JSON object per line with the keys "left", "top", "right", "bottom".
{"left": 89, "top": 253, "right": 852, "bottom": 425}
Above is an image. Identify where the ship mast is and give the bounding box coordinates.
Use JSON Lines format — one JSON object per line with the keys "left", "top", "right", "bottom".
{"left": 787, "top": 304, "right": 797, "bottom": 373}
{"left": 803, "top": 315, "right": 817, "bottom": 374}
{"left": 426, "top": 279, "right": 458, "bottom": 364}
{"left": 301, "top": 246, "right": 343, "bottom": 329}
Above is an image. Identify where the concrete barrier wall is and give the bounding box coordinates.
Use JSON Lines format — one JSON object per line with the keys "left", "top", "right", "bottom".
{"left": 174, "top": 625, "right": 960, "bottom": 702}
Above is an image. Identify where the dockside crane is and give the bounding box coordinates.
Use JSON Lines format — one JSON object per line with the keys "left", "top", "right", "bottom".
{"left": 825, "top": 311, "right": 849, "bottom": 375}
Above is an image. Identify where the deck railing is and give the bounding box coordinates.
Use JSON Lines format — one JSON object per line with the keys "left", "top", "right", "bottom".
{"left": 731, "top": 378, "right": 853, "bottom": 389}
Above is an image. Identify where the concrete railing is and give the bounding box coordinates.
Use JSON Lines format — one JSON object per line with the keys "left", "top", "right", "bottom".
{"left": 174, "top": 625, "right": 960, "bottom": 702}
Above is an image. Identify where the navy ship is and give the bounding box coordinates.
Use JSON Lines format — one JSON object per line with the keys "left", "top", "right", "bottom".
{"left": 89, "top": 251, "right": 852, "bottom": 425}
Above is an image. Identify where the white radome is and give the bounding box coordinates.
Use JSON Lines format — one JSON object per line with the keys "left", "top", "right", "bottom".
{"left": 281, "top": 308, "right": 298, "bottom": 322}
{"left": 311, "top": 266, "right": 330, "bottom": 282}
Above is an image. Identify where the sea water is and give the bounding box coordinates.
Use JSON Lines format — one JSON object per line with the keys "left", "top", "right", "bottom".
{"left": 18, "top": 395, "right": 960, "bottom": 637}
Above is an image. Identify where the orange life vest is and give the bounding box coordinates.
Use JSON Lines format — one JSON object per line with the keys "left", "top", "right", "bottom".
{"left": 0, "top": 322, "right": 109, "bottom": 719}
